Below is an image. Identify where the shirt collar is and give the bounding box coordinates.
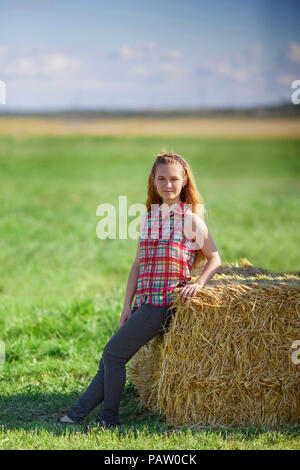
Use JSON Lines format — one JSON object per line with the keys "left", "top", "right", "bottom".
{"left": 159, "top": 201, "right": 184, "bottom": 216}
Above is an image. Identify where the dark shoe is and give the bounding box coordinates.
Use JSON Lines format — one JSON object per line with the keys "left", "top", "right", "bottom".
{"left": 85, "top": 418, "right": 119, "bottom": 431}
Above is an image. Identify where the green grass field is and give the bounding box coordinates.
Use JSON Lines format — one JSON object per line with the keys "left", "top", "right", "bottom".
{"left": 0, "top": 135, "right": 299, "bottom": 450}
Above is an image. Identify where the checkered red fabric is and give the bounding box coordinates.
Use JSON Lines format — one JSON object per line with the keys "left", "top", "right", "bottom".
{"left": 132, "top": 202, "right": 196, "bottom": 308}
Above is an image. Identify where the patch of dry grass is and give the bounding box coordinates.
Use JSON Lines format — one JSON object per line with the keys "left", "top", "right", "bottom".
{"left": 0, "top": 116, "right": 300, "bottom": 138}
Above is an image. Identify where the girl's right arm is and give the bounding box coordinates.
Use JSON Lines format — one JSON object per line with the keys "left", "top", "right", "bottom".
{"left": 118, "top": 212, "right": 146, "bottom": 328}
{"left": 118, "top": 241, "right": 140, "bottom": 328}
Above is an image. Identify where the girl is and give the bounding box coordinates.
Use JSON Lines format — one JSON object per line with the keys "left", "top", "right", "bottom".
{"left": 57, "top": 151, "right": 221, "bottom": 429}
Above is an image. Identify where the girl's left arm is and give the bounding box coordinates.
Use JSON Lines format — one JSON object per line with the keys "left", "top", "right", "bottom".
{"left": 179, "top": 215, "right": 221, "bottom": 302}
{"left": 193, "top": 217, "right": 221, "bottom": 287}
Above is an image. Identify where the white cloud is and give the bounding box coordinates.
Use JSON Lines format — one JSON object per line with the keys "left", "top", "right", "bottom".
{"left": 2, "top": 52, "right": 82, "bottom": 79}
{"left": 200, "top": 58, "right": 262, "bottom": 84}
{"left": 113, "top": 40, "right": 185, "bottom": 86}
{"left": 118, "top": 41, "right": 182, "bottom": 62}
{"left": 42, "top": 54, "right": 81, "bottom": 76}
{"left": 287, "top": 42, "right": 300, "bottom": 64}
{"left": 5, "top": 56, "right": 40, "bottom": 77}
{"left": 126, "top": 62, "right": 187, "bottom": 90}
{"left": 132, "top": 62, "right": 185, "bottom": 79}
{"left": 198, "top": 44, "right": 264, "bottom": 85}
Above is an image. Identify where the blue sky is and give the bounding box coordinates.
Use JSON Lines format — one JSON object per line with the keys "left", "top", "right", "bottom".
{"left": 1, "top": 0, "right": 300, "bottom": 110}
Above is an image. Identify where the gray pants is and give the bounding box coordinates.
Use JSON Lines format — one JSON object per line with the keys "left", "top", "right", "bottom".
{"left": 66, "top": 301, "right": 176, "bottom": 424}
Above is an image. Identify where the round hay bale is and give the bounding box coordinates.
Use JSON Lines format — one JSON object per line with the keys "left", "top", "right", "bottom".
{"left": 127, "top": 259, "right": 300, "bottom": 428}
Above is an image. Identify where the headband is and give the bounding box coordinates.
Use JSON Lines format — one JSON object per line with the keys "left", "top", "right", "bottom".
{"left": 166, "top": 154, "right": 187, "bottom": 171}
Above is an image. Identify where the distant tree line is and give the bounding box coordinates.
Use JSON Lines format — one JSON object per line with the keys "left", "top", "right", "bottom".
{"left": 1, "top": 103, "right": 300, "bottom": 119}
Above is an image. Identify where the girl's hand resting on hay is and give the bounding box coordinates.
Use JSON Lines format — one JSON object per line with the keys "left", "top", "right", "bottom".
{"left": 118, "top": 306, "right": 132, "bottom": 328}
{"left": 177, "top": 281, "right": 205, "bottom": 303}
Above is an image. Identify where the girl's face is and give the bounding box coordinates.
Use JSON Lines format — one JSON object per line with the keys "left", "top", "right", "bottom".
{"left": 154, "top": 163, "right": 187, "bottom": 206}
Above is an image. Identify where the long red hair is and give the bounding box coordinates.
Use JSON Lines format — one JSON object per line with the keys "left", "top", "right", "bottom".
{"left": 145, "top": 150, "right": 207, "bottom": 274}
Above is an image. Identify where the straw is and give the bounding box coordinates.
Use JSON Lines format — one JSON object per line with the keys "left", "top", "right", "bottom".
{"left": 128, "top": 258, "right": 300, "bottom": 427}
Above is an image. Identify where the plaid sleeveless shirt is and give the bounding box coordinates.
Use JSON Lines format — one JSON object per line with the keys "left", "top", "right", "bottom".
{"left": 132, "top": 202, "right": 196, "bottom": 308}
